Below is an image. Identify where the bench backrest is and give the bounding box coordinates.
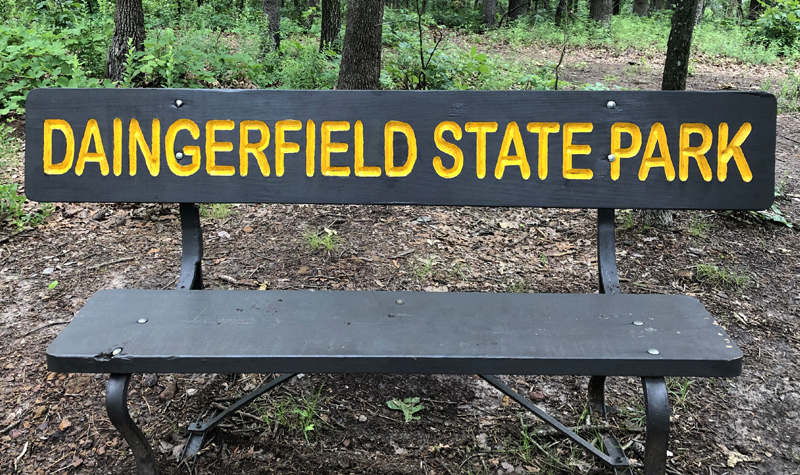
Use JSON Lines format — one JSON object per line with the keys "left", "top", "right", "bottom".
{"left": 25, "top": 89, "right": 776, "bottom": 210}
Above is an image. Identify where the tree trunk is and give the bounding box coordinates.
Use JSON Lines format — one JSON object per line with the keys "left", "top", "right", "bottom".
{"left": 106, "top": 0, "right": 145, "bottom": 81}
{"left": 555, "top": 0, "right": 574, "bottom": 25}
{"left": 695, "top": 0, "right": 704, "bottom": 24}
{"left": 644, "top": 0, "right": 699, "bottom": 228}
{"left": 613, "top": 0, "right": 620, "bottom": 14}
{"left": 262, "top": 0, "right": 281, "bottom": 54}
{"left": 483, "top": 0, "right": 496, "bottom": 27}
{"left": 634, "top": 0, "right": 648, "bottom": 15}
{"left": 589, "top": 0, "right": 612, "bottom": 25}
{"left": 508, "top": 0, "right": 529, "bottom": 20}
{"left": 662, "top": 0, "right": 699, "bottom": 91}
{"left": 320, "top": 0, "right": 341, "bottom": 51}
{"left": 747, "top": 0, "right": 767, "bottom": 20}
{"left": 650, "top": 0, "right": 663, "bottom": 11}
{"left": 337, "top": 0, "right": 385, "bottom": 90}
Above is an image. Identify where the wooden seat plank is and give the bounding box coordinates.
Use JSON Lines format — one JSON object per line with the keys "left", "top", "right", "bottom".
{"left": 47, "top": 289, "right": 741, "bottom": 377}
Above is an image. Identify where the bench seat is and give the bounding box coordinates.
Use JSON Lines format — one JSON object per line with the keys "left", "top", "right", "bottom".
{"left": 48, "top": 289, "right": 742, "bottom": 377}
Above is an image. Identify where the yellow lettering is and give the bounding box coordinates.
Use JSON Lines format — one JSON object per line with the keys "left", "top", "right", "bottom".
{"left": 43, "top": 119, "right": 74, "bottom": 175}
{"left": 526, "top": 122, "right": 559, "bottom": 180}
{"left": 205, "top": 120, "right": 235, "bottom": 176}
{"left": 562, "top": 122, "right": 593, "bottom": 180}
{"left": 113, "top": 118, "right": 122, "bottom": 176}
{"left": 717, "top": 122, "right": 753, "bottom": 182}
{"left": 495, "top": 122, "right": 530, "bottom": 180}
{"left": 464, "top": 122, "right": 498, "bottom": 179}
{"left": 385, "top": 121, "right": 417, "bottom": 177}
{"left": 165, "top": 119, "right": 201, "bottom": 176}
{"left": 679, "top": 123, "right": 713, "bottom": 182}
{"left": 610, "top": 123, "right": 641, "bottom": 181}
{"left": 275, "top": 120, "right": 302, "bottom": 177}
{"left": 128, "top": 119, "right": 160, "bottom": 177}
{"left": 306, "top": 120, "right": 315, "bottom": 177}
{"left": 239, "top": 120, "right": 270, "bottom": 177}
{"left": 321, "top": 121, "right": 351, "bottom": 177}
{"left": 433, "top": 121, "right": 463, "bottom": 179}
{"left": 639, "top": 122, "right": 675, "bottom": 181}
{"left": 354, "top": 120, "right": 380, "bottom": 177}
{"left": 76, "top": 119, "right": 109, "bottom": 176}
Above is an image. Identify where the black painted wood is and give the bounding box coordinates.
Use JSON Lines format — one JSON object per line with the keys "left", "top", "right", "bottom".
{"left": 25, "top": 89, "right": 776, "bottom": 209}
{"left": 47, "top": 289, "right": 742, "bottom": 377}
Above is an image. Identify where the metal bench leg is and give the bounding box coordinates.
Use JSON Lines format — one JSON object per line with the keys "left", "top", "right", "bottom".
{"left": 642, "top": 377, "right": 669, "bottom": 475}
{"left": 107, "top": 374, "right": 159, "bottom": 475}
{"left": 588, "top": 375, "right": 607, "bottom": 418}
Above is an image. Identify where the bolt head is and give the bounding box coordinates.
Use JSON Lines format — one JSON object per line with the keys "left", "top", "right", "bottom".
{"left": 633, "top": 320, "right": 643, "bottom": 326}
{"left": 176, "top": 152, "right": 184, "bottom": 161}
{"left": 174, "top": 99, "right": 184, "bottom": 108}
{"left": 112, "top": 347, "right": 123, "bottom": 356}
{"left": 648, "top": 348, "right": 660, "bottom": 355}
{"left": 395, "top": 299, "right": 404, "bottom": 305}
{"left": 607, "top": 154, "right": 616, "bottom": 162}
{"left": 137, "top": 318, "right": 148, "bottom": 324}
{"left": 606, "top": 100, "right": 616, "bottom": 109}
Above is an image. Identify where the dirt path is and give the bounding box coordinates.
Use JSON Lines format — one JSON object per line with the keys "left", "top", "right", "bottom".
{"left": 1, "top": 53, "right": 799, "bottom": 475}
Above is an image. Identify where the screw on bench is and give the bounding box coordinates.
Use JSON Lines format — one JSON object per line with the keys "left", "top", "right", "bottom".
{"left": 138, "top": 318, "right": 148, "bottom": 324}
{"left": 395, "top": 299, "right": 404, "bottom": 305}
{"left": 606, "top": 100, "right": 616, "bottom": 109}
{"left": 174, "top": 99, "right": 184, "bottom": 108}
{"left": 112, "top": 347, "right": 122, "bottom": 356}
{"left": 633, "top": 321, "right": 643, "bottom": 326}
{"left": 607, "top": 154, "right": 616, "bottom": 162}
{"left": 648, "top": 349, "right": 660, "bottom": 355}
{"left": 176, "top": 152, "right": 185, "bottom": 161}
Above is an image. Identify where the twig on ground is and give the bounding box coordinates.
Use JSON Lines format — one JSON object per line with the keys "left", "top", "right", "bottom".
{"left": 20, "top": 321, "right": 69, "bottom": 338}
{"left": 88, "top": 256, "right": 134, "bottom": 270}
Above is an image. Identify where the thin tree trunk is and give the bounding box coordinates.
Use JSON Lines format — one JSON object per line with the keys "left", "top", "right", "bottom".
{"left": 695, "top": 0, "right": 704, "bottom": 24}
{"left": 320, "top": 0, "right": 341, "bottom": 51}
{"left": 650, "top": 0, "right": 663, "bottom": 11}
{"left": 747, "top": 0, "right": 767, "bottom": 20}
{"left": 262, "top": 0, "right": 281, "bottom": 54}
{"left": 508, "top": 0, "right": 529, "bottom": 20}
{"left": 634, "top": 0, "right": 648, "bottom": 15}
{"left": 106, "top": 0, "right": 145, "bottom": 81}
{"left": 337, "top": 0, "right": 385, "bottom": 90}
{"left": 483, "top": 0, "right": 496, "bottom": 27}
{"left": 613, "top": 0, "right": 620, "bottom": 14}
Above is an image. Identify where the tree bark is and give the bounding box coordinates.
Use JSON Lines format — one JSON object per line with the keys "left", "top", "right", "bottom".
{"left": 106, "top": 0, "right": 145, "bottom": 81}
{"left": 662, "top": 0, "right": 699, "bottom": 91}
{"left": 650, "top": 0, "right": 663, "bottom": 11}
{"left": 613, "top": 0, "right": 620, "bottom": 14}
{"left": 483, "top": 0, "right": 496, "bottom": 27}
{"left": 508, "top": 0, "right": 529, "bottom": 20}
{"left": 695, "top": 0, "right": 704, "bottom": 24}
{"left": 633, "top": 0, "right": 648, "bottom": 15}
{"left": 262, "top": 0, "right": 281, "bottom": 54}
{"left": 589, "top": 0, "right": 612, "bottom": 26}
{"left": 320, "top": 0, "right": 341, "bottom": 51}
{"left": 337, "top": 0, "right": 385, "bottom": 90}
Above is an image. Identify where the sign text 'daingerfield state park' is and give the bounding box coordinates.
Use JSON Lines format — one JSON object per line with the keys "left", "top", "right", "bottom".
{"left": 24, "top": 89, "right": 776, "bottom": 209}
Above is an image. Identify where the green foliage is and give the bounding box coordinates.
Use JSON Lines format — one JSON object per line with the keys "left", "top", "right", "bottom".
{"left": 0, "top": 182, "right": 53, "bottom": 229}
{"left": 48, "top": 280, "right": 58, "bottom": 290}
{"left": 688, "top": 213, "right": 712, "bottom": 238}
{"left": 384, "top": 43, "right": 490, "bottom": 90}
{"left": 0, "top": 21, "right": 110, "bottom": 116}
{"left": 386, "top": 397, "right": 424, "bottom": 422}
{"left": 766, "top": 72, "right": 800, "bottom": 112}
{"left": 0, "top": 121, "right": 20, "bottom": 164}
{"left": 200, "top": 203, "right": 234, "bottom": 219}
{"left": 275, "top": 39, "right": 339, "bottom": 89}
{"left": 304, "top": 229, "right": 341, "bottom": 252}
{"left": 750, "top": 0, "right": 800, "bottom": 52}
{"left": 695, "top": 263, "right": 748, "bottom": 289}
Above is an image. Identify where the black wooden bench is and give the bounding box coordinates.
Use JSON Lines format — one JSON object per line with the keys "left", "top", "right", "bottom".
{"left": 25, "top": 89, "right": 776, "bottom": 475}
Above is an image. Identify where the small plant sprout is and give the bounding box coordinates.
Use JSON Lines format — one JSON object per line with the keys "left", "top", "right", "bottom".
{"left": 48, "top": 281, "right": 59, "bottom": 290}
{"left": 304, "top": 227, "right": 341, "bottom": 252}
{"left": 386, "top": 397, "right": 424, "bottom": 422}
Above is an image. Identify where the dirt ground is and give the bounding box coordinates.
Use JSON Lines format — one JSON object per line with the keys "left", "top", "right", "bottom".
{"left": 1, "top": 47, "right": 799, "bottom": 475}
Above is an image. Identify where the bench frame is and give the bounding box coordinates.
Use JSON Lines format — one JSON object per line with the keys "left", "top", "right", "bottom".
{"left": 100, "top": 205, "right": 667, "bottom": 475}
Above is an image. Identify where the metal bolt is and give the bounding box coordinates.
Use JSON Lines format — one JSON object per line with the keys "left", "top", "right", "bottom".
{"left": 176, "top": 152, "right": 184, "bottom": 161}
{"left": 606, "top": 100, "right": 616, "bottom": 109}
{"left": 648, "top": 348, "right": 660, "bottom": 355}
{"left": 395, "top": 299, "right": 404, "bottom": 305}
{"left": 607, "top": 154, "right": 616, "bottom": 162}
{"left": 112, "top": 347, "right": 123, "bottom": 356}
{"left": 633, "top": 320, "right": 643, "bottom": 326}
{"left": 174, "top": 99, "right": 184, "bottom": 108}
{"left": 137, "top": 318, "right": 148, "bottom": 324}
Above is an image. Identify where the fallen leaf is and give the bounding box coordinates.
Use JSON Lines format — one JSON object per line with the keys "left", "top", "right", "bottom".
{"left": 243, "top": 225, "right": 254, "bottom": 233}
{"left": 33, "top": 406, "right": 48, "bottom": 419}
{"left": 159, "top": 381, "right": 177, "bottom": 401}
{"left": 297, "top": 266, "right": 311, "bottom": 275}
{"left": 59, "top": 418, "right": 72, "bottom": 431}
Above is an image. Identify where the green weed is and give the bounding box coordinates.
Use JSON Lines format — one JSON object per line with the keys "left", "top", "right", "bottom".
{"left": 413, "top": 256, "right": 436, "bottom": 280}
{"left": 200, "top": 203, "right": 233, "bottom": 219}
{"left": 695, "top": 263, "right": 748, "bottom": 290}
{"left": 667, "top": 377, "right": 694, "bottom": 410}
{"left": 0, "top": 183, "right": 53, "bottom": 229}
{"left": 508, "top": 277, "right": 527, "bottom": 293}
{"left": 688, "top": 213, "right": 712, "bottom": 238}
{"left": 304, "top": 229, "right": 341, "bottom": 252}
{"left": 0, "top": 122, "right": 20, "bottom": 164}
{"left": 386, "top": 396, "right": 424, "bottom": 422}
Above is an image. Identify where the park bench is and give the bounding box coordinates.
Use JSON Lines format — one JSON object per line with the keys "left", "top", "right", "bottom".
{"left": 25, "top": 88, "right": 776, "bottom": 475}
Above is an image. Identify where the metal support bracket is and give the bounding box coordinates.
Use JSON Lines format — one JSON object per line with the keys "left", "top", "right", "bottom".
{"left": 180, "top": 373, "right": 296, "bottom": 461}
{"left": 481, "top": 374, "right": 630, "bottom": 471}
{"left": 642, "top": 377, "right": 670, "bottom": 475}
{"left": 107, "top": 374, "right": 159, "bottom": 475}
{"left": 588, "top": 375, "right": 607, "bottom": 418}
{"left": 597, "top": 208, "right": 620, "bottom": 295}
{"left": 178, "top": 203, "right": 203, "bottom": 290}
